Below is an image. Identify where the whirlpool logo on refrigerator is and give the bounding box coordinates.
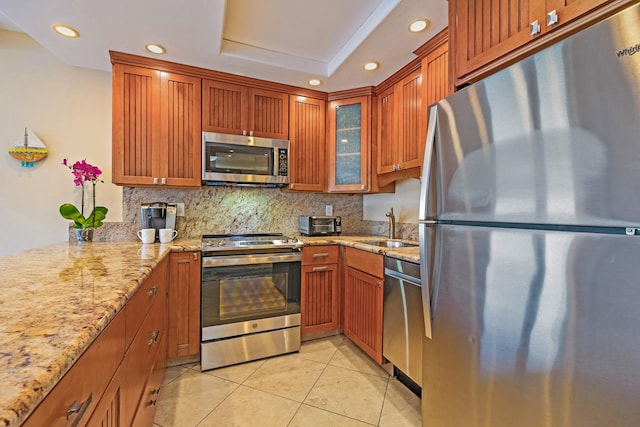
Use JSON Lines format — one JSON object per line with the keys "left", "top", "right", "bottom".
{"left": 616, "top": 42, "right": 640, "bottom": 58}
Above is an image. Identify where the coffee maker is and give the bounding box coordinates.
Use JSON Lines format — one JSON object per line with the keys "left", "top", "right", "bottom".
{"left": 140, "top": 202, "right": 177, "bottom": 242}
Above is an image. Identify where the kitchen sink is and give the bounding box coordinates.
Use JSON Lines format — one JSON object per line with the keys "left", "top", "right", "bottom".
{"left": 360, "top": 240, "right": 419, "bottom": 248}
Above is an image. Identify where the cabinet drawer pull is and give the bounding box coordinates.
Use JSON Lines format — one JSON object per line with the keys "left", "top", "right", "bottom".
{"left": 148, "top": 285, "right": 158, "bottom": 297}
{"left": 312, "top": 253, "right": 329, "bottom": 258}
{"left": 67, "top": 392, "right": 93, "bottom": 426}
{"left": 312, "top": 266, "right": 329, "bottom": 272}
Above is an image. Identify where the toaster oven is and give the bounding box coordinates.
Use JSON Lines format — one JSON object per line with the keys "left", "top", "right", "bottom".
{"left": 299, "top": 216, "right": 342, "bottom": 236}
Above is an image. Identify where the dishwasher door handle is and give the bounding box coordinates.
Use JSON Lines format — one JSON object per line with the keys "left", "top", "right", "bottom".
{"left": 384, "top": 268, "right": 421, "bottom": 287}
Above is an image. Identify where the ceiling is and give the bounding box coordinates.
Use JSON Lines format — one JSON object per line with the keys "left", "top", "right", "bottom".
{"left": 0, "top": 0, "right": 448, "bottom": 92}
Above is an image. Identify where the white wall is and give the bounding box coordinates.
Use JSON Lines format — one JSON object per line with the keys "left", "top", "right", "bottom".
{"left": 0, "top": 30, "right": 122, "bottom": 255}
{"left": 362, "top": 178, "right": 421, "bottom": 223}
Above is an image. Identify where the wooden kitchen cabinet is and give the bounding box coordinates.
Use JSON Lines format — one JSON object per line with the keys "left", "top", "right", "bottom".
{"left": 451, "top": 0, "right": 633, "bottom": 85}
{"left": 122, "top": 258, "right": 167, "bottom": 426}
{"left": 288, "top": 96, "right": 327, "bottom": 192}
{"left": 112, "top": 63, "right": 202, "bottom": 187}
{"left": 167, "top": 251, "right": 201, "bottom": 359}
{"left": 301, "top": 245, "right": 340, "bottom": 339}
{"left": 327, "top": 96, "right": 371, "bottom": 192}
{"left": 342, "top": 247, "right": 384, "bottom": 364}
{"left": 202, "top": 79, "right": 289, "bottom": 139}
{"left": 377, "top": 69, "right": 423, "bottom": 178}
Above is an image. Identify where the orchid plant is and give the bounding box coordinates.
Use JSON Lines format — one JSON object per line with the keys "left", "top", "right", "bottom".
{"left": 59, "top": 158, "right": 108, "bottom": 229}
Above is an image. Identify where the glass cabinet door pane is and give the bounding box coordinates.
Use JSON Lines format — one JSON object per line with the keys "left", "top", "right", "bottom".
{"left": 335, "top": 103, "right": 362, "bottom": 185}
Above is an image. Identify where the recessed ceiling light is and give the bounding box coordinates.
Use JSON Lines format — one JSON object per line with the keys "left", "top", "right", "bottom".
{"left": 363, "top": 62, "right": 379, "bottom": 71}
{"left": 308, "top": 79, "right": 322, "bottom": 86}
{"left": 409, "top": 19, "right": 430, "bottom": 33}
{"left": 53, "top": 25, "right": 79, "bottom": 38}
{"left": 145, "top": 44, "right": 166, "bottom": 54}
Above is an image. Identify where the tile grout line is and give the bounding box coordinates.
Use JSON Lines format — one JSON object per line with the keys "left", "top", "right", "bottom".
{"left": 376, "top": 376, "right": 392, "bottom": 427}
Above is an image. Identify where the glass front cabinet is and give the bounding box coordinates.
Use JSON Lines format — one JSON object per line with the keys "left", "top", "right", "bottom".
{"left": 328, "top": 96, "right": 370, "bottom": 192}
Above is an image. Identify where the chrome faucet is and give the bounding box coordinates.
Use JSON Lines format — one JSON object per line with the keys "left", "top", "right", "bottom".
{"left": 386, "top": 208, "right": 396, "bottom": 239}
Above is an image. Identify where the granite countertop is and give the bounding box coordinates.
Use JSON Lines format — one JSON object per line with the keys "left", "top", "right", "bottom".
{"left": 0, "top": 235, "right": 417, "bottom": 426}
{"left": 0, "top": 239, "right": 199, "bottom": 426}
{"left": 296, "top": 235, "right": 420, "bottom": 263}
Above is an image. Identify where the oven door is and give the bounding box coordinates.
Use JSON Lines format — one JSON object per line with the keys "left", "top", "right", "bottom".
{"left": 201, "top": 252, "right": 301, "bottom": 339}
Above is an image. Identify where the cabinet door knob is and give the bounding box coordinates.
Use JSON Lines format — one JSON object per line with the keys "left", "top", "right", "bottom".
{"left": 148, "top": 330, "right": 159, "bottom": 345}
{"left": 193, "top": 252, "right": 198, "bottom": 261}
{"left": 153, "top": 177, "right": 158, "bottom": 184}
{"left": 530, "top": 20, "right": 541, "bottom": 35}
{"left": 148, "top": 286, "right": 158, "bottom": 297}
{"left": 392, "top": 164, "right": 397, "bottom": 171}
{"left": 161, "top": 177, "right": 167, "bottom": 185}
{"left": 397, "top": 164, "right": 402, "bottom": 170}
{"left": 376, "top": 282, "right": 382, "bottom": 288}
{"left": 547, "top": 10, "right": 558, "bottom": 26}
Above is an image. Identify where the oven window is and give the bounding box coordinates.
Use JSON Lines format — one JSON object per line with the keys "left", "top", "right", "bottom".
{"left": 205, "top": 143, "right": 273, "bottom": 175}
{"left": 202, "top": 261, "right": 301, "bottom": 327}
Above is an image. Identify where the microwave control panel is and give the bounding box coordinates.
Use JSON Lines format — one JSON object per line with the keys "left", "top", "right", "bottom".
{"left": 278, "top": 148, "right": 288, "bottom": 176}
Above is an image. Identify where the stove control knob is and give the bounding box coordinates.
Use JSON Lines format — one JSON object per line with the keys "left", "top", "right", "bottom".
{"left": 291, "top": 237, "right": 299, "bottom": 243}
{"left": 282, "top": 238, "right": 289, "bottom": 243}
{"left": 218, "top": 241, "right": 225, "bottom": 246}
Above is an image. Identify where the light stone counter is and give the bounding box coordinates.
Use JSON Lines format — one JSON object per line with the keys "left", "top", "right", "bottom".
{"left": 0, "top": 235, "right": 415, "bottom": 426}
{"left": 296, "top": 235, "right": 420, "bottom": 264}
{"left": 0, "top": 239, "right": 198, "bottom": 426}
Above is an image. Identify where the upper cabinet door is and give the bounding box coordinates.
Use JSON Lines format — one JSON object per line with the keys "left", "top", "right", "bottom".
{"left": 328, "top": 96, "right": 370, "bottom": 193}
{"left": 112, "top": 64, "right": 161, "bottom": 186}
{"left": 160, "top": 72, "right": 202, "bottom": 187}
{"left": 396, "top": 70, "right": 423, "bottom": 170}
{"left": 377, "top": 86, "right": 396, "bottom": 175}
{"left": 248, "top": 88, "right": 289, "bottom": 140}
{"left": 112, "top": 64, "right": 202, "bottom": 187}
{"left": 451, "top": 0, "right": 623, "bottom": 85}
{"left": 453, "top": 0, "right": 544, "bottom": 81}
{"left": 202, "top": 80, "right": 248, "bottom": 135}
{"left": 288, "top": 96, "right": 327, "bottom": 192}
{"left": 202, "top": 81, "right": 289, "bottom": 139}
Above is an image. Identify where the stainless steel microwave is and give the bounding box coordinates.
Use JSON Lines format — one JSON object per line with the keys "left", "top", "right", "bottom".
{"left": 202, "top": 132, "right": 289, "bottom": 187}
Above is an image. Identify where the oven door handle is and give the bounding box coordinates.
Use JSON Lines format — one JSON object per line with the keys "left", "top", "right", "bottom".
{"left": 202, "top": 252, "right": 302, "bottom": 267}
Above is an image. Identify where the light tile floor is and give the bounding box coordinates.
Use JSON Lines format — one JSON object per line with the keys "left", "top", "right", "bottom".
{"left": 153, "top": 335, "right": 422, "bottom": 427}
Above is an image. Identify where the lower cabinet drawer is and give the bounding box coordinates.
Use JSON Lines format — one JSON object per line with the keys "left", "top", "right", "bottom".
{"left": 131, "top": 333, "right": 168, "bottom": 427}
{"left": 126, "top": 261, "right": 168, "bottom": 350}
{"left": 23, "top": 312, "right": 126, "bottom": 427}
{"left": 122, "top": 287, "right": 167, "bottom": 425}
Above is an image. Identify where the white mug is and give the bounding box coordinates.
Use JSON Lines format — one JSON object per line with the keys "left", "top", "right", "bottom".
{"left": 159, "top": 228, "right": 178, "bottom": 243}
{"left": 137, "top": 228, "right": 155, "bottom": 244}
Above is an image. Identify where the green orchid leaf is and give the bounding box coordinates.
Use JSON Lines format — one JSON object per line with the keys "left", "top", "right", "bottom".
{"left": 60, "top": 204, "right": 108, "bottom": 229}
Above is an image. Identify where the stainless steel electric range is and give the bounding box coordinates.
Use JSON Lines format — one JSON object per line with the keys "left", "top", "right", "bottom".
{"left": 200, "top": 233, "right": 303, "bottom": 371}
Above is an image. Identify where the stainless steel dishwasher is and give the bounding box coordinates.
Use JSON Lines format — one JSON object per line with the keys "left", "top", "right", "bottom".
{"left": 383, "top": 256, "right": 423, "bottom": 390}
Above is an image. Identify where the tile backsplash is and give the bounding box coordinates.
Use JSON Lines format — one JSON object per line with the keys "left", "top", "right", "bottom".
{"left": 81, "top": 186, "right": 418, "bottom": 242}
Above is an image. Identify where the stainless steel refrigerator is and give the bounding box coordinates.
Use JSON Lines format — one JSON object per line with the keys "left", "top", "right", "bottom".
{"left": 419, "top": 4, "right": 640, "bottom": 426}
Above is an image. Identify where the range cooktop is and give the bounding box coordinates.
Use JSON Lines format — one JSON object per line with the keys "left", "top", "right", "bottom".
{"left": 201, "top": 233, "right": 302, "bottom": 253}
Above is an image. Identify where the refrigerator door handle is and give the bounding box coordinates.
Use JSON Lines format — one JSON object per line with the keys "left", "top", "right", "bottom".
{"left": 419, "top": 104, "right": 438, "bottom": 221}
{"left": 419, "top": 223, "right": 434, "bottom": 339}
